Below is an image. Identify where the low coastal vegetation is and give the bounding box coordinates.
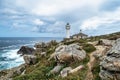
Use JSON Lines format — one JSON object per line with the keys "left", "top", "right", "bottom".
{"left": 1, "top": 32, "right": 120, "bottom": 80}
{"left": 82, "top": 43, "right": 96, "bottom": 53}
{"left": 13, "top": 38, "right": 96, "bottom": 80}
{"left": 89, "top": 32, "right": 120, "bottom": 41}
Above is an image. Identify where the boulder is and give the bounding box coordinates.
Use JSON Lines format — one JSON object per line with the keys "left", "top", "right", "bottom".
{"left": 34, "top": 42, "right": 47, "bottom": 55}
{"left": 40, "top": 52, "right": 46, "bottom": 57}
{"left": 60, "top": 67, "right": 72, "bottom": 77}
{"left": 23, "top": 55, "right": 37, "bottom": 65}
{"left": 35, "top": 48, "right": 42, "bottom": 55}
{"left": 98, "top": 39, "right": 115, "bottom": 46}
{"left": 50, "top": 64, "right": 64, "bottom": 74}
{"left": 60, "top": 65, "right": 84, "bottom": 78}
{"left": 50, "top": 43, "right": 86, "bottom": 63}
{"left": 0, "top": 64, "right": 25, "bottom": 80}
{"left": 69, "top": 65, "right": 84, "bottom": 74}
{"left": 17, "top": 46, "right": 35, "bottom": 55}
{"left": 99, "top": 38, "right": 120, "bottom": 80}
{"left": 35, "top": 48, "right": 46, "bottom": 56}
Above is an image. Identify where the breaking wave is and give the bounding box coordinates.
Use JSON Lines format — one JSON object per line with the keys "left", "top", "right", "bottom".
{"left": 0, "top": 49, "right": 24, "bottom": 70}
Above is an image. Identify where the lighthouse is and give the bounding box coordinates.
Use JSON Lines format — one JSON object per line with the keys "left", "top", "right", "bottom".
{"left": 65, "top": 23, "right": 70, "bottom": 38}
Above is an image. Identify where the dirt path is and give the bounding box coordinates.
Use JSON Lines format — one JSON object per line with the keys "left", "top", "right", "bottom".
{"left": 85, "top": 46, "right": 107, "bottom": 80}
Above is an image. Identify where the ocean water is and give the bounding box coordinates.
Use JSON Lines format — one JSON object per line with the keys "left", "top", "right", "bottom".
{"left": 0, "top": 37, "right": 62, "bottom": 70}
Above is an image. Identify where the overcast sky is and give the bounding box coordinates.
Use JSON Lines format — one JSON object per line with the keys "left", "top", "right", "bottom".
{"left": 0, "top": 0, "right": 120, "bottom": 37}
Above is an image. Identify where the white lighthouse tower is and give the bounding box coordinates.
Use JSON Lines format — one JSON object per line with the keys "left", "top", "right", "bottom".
{"left": 65, "top": 23, "right": 70, "bottom": 38}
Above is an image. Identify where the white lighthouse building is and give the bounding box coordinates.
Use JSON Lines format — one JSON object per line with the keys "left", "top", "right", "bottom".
{"left": 65, "top": 23, "right": 70, "bottom": 38}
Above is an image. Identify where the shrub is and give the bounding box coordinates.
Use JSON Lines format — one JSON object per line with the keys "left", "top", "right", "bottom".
{"left": 83, "top": 44, "right": 96, "bottom": 53}
{"left": 78, "top": 39, "right": 87, "bottom": 43}
{"left": 63, "top": 40, "right": 76, "bottom": 45}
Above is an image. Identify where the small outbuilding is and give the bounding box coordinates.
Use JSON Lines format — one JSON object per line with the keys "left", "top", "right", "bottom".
{"left": 71, "top": 30, "right": 88, "bottom": 39}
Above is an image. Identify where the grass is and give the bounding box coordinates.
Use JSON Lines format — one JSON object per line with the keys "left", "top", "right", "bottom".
{"left": 63, "top": 39, "right": 88, "bottom": 45}
{"left": 89, "top": 32, "right": 120, "bottom": 41}
{"left": 92, "top": 59, "right": 101, "bottom": 80}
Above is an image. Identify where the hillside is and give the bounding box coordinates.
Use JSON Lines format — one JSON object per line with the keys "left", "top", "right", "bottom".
{"left": 0, "top": 31, "right": 120, "bottom": 80}
{"left": 89, "top": 32, "right": 120, "bottom": 41}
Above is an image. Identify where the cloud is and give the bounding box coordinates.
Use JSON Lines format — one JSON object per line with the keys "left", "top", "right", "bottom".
{"left": 12, "top": 22, "right": 29, "bottom": 29}
{"left": 100, "top": 0, "right": 120, "bottom": 11}
{"left": 46, "top": 21, "right": 65, "bottom": 33}
{"left": 33, "top": 19, "right": 45, "bottom": 25}
{"left": 0, "top": 0, "right": 120, "bottom": 37}
{"left": 81, "top": 7, "right": 120, "bottom": 31}
{"left": 31, "top": 21, "right": 65, "bottom": 34}
{"left": 1, "top": 0, "right": 105, "bottom": 16}
{"left": 0, "top": 8, "right": 19, "bottom": 14}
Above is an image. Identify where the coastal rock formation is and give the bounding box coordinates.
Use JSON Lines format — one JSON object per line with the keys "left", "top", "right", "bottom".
{"left": 34, "top": 42, "right": 47, "bottom": 49}
{"left": 85, "top": 45, "right": 109, "bottom": 80}
{"left": 17, "top": 46, "right": 35, "bottom": 55}
{"left": 23, "top": 55, "right": 37, "bottom": 65}
{"left": 99, "top": 38, "right": 120, "bottom": 80}
{"left": 34, "top": 43, "right": 47, "bottom": 56}
{"left": 49, "top": 43, "right": 86, "bottom": 63}
{"left": 34, "top": 40, "right": 57, "bottom": 49}
{"left": 60, "top": 67, "right": 72, "bottom": 77}
{"left": 60, "top": 65, "right": 84, "bottom": 78}
{"left": 34, "top": 40, "right": 57, "bottom": 56}
{"left": 0, "top": 64, "right": 25, "bottom": 80}
{"left": 69, "top": 65, "right": 84, "bottom": 74}
{"left": 17, "top": 46, "right": 37, "bottom": 65}
{"left": 98, "top": 39, "right": 115, "bottom": 46}
{"left": 40, "top": 52, "right": 46, "bottom": 57}
{"left": 50, "top": 63, "right": 64, "bottom": 74}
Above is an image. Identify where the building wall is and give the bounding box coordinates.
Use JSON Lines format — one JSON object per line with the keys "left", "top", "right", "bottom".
{"left": 66, "top": 30, "right": 70, "bottom": 38}
{"left": 72, "top": 35, "right": 88, "bottom": 39}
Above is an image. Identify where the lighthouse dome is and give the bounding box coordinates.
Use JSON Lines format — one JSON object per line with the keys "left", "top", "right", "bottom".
{"left": 66, "top": 23, "right": 70, "bottom": 30}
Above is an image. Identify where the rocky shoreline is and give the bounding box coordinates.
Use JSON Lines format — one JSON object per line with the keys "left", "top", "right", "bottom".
{"left": 0, "top": 36, "right": 120, "bottom": 80}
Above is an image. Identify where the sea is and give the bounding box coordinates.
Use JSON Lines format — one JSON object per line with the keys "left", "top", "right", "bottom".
{"left": 0, "top": 37, "right": 62, "bottom": 70}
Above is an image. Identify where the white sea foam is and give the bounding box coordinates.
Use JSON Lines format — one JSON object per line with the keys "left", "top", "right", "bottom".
{"left": 2, "top": 49, "right": 19, "bottom": 59}
{"left": 1, "top": 45, "right": 17, "bottom": 50}
{"left": 0, "top": 49, "right": 24, "bottom": 70}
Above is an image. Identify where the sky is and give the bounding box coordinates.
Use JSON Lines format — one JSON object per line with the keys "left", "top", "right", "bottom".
{"left": 0, "top": 0, "right": 120, "bottom": 37}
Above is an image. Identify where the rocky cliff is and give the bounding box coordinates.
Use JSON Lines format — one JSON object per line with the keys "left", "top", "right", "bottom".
{"left": 100, "top": 38, "right": 120, "bottom": 80}
{"left": 0, "top": 32, "right": 120, "bottom": 80}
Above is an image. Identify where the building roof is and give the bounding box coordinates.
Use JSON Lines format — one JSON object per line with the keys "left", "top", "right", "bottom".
{"left": 72, "top": 32, "right": 88, "bottom": 37}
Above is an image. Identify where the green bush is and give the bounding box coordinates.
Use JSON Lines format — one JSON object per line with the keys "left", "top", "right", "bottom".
{"left": 63, "top": 40, "right": 76, "bottom": 45}
{"left": 63, "top": 39, "right": 88, "bottom": 45}
{"left": 83, "top": 44, "right": 96, "bottom": 53}
{"left": 78, "top": 39, "right": 87, "bottom": 43}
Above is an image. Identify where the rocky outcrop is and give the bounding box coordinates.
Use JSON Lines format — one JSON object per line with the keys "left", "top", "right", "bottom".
{"left": 69, "top": 65, "right": 84, "bottom": 74}
{"left": 99, "top": 38, "right": 120, "bottom": 80}
{"left": 23, "top": 55, "right": 37, "bottom": 65}
{"left": 34, "top": 42, "right": 46, "bottom": 56}
{"left": 17, "top": 46, "right": 35, "bottom": 55}
{"left": 34, "top": 42, "right": 47, "bottom": 49}
{"left": 98, "top": 39, "right": 115, "bottom": 46}
{"left": 17, "top": 46, "right": 37, "bottom": 65}
{"left": 34, "top": 40, "right": 57, "bottom": 56}
{"left": 0, "top": 64, "right": 25, "bottom": 80}
{"left": 49, "top": 43, "right": 86, "bottom": 63}
{"left": 60, "top": 65, "right": 84, "bottom": 78}
{"left": 50, "top": 63, "right": 64, "bottom": 74}
{"left": 60, "top": 67, "right": 72, "bottom": 77}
